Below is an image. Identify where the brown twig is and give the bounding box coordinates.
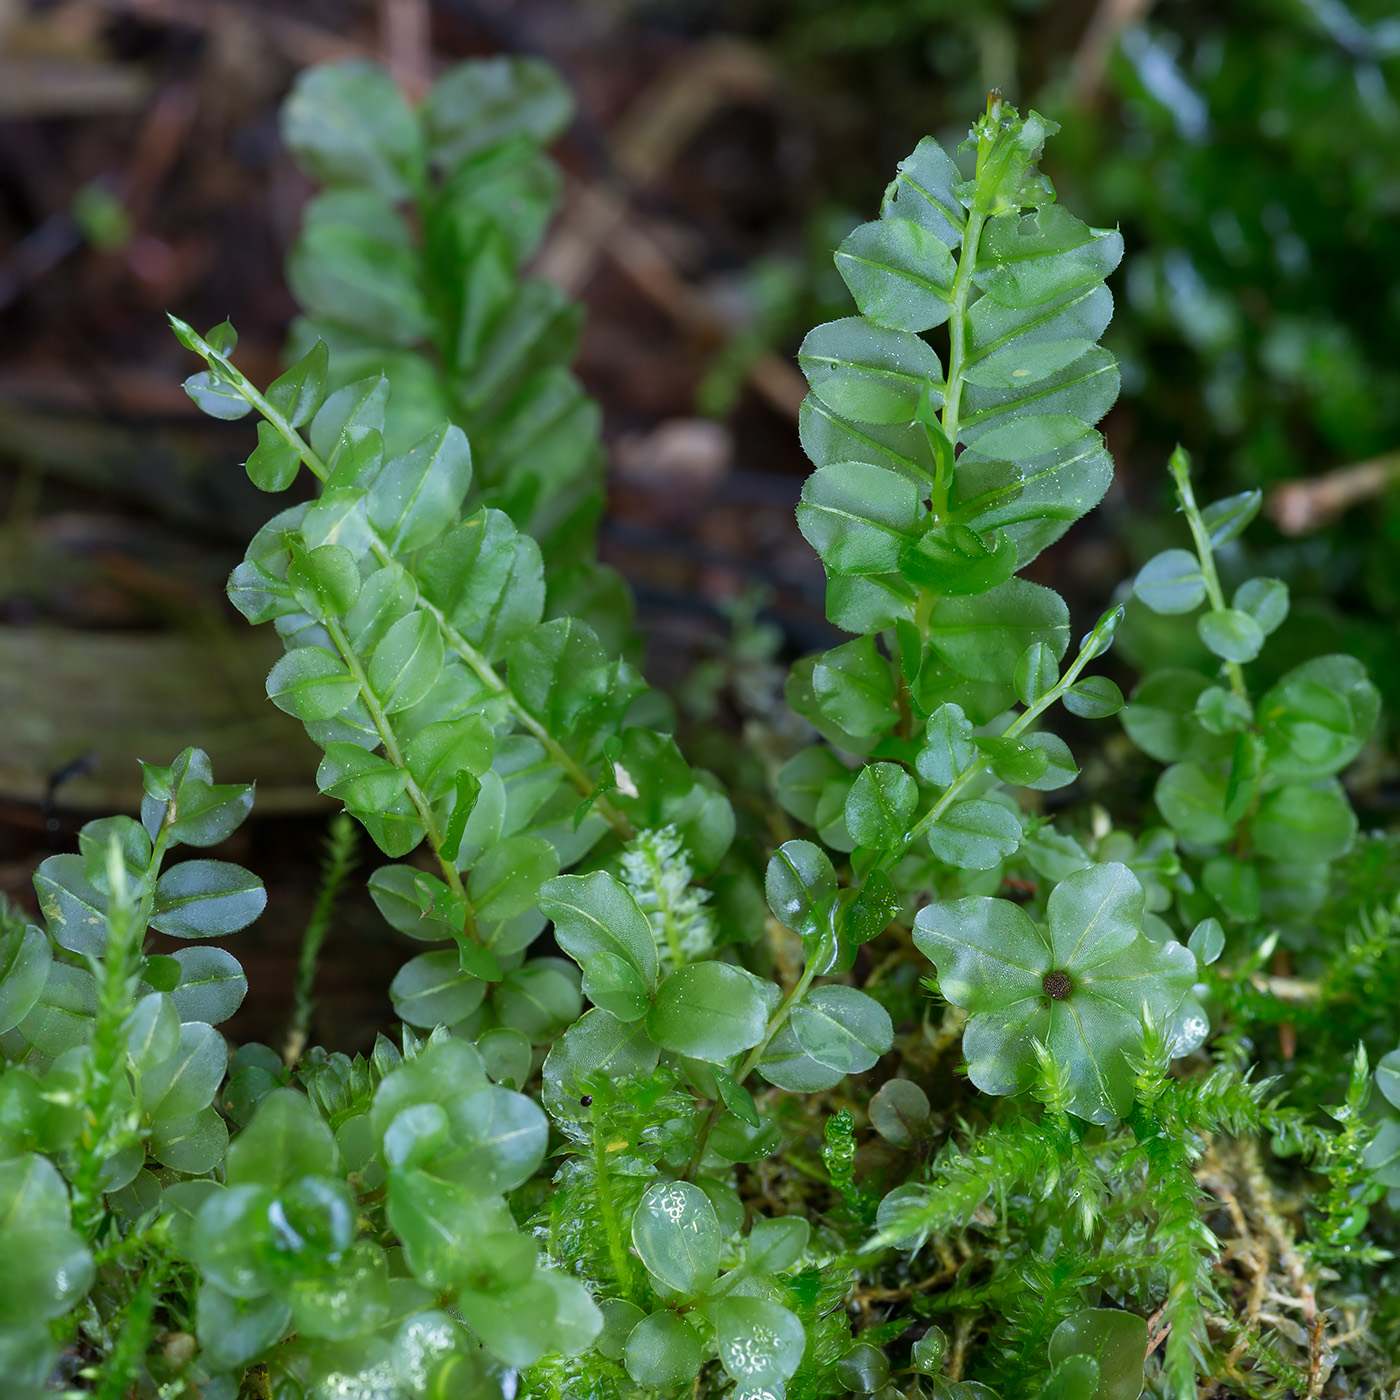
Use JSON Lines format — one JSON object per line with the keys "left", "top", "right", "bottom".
{"left": 1266, "top": 449, "right": 1400, "bottom": 535}
{"left": 1069, "top": 0, "right": 1157, "bottom": 107}
{"left": 380, "top": 0, "right": 432, "bottom": 101}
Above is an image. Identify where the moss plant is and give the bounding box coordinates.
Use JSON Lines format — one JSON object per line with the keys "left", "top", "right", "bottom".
{"left": 0, "top": 63, "right": 1397, "bottom": 1400}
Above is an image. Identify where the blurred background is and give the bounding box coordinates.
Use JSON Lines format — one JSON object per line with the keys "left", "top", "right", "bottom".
{"left": 1, "top": 0, "right": 1397, "bottom": 1047}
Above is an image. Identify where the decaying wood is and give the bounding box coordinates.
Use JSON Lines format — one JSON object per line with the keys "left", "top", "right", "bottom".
{"left": 0, "top": 624, "right": 322, "bottom": 811}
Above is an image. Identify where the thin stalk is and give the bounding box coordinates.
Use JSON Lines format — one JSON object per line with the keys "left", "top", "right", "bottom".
{"left": 937, "top": 204, "right": 987, "bottom": 465}
{"left": 285, "top": 813, "right": 359, "bottom": 1066}
{"left": 169, "top": 318, "right": 329, "bottom": 482}
{"left": 592, "top": 1123, "right": 640, "bottom": 1303}
{"left": 1169, "top": 451, "right": 1249, "bottom": 702}
{"left": 685, "top": 953, "right": 824, "bottom": 1178}
{"left": 905, "top": 618, "right": 1112, "bottom": 846}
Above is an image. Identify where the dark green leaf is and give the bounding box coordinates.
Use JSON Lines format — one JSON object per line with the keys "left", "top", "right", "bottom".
{"left": 647, "top": 964, "right": 770, "bottom": 1063}
{"left": 150, "top": 860, "right": 266, "bottom": 938}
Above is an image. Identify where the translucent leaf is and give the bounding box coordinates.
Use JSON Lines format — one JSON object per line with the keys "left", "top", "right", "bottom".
{"left": 425, "top": 55, "right": 573, "bottom": 166}
{"left": 868, "top": 1077, "right": 931, "bottom": 1145}
{"left": 0, "top": 1223, "right": 94, "bottom": 1325}
{"left": 1233, "top": 576, "right": 1289, "bottom": 636}
{"left": 196, "top": 1281, "right": 292, "bottom": 1370}
{"left": 541, "top": 1008, "right": 659, "bottom": 1120}
{"left": 798, "top": 316, "right": 943, "bottom": 424}
{"left": 1257, "top": 654, "right": 1378, "bottom": 780}
{"left": 1252, "top": 781, "right": 1357, "bottom": 863}
{"left": 624, "top": 1309, "right": 705, "bottom": 1388}
{"left": 1134, "top": 549, "right": 1207, "bottom": 615}
{"left": 810, "top": 634, "right": 898, "bottom": 736}
{"left": 799, "top": 395, "right": 937, "bottom": 481}
{"left": 844, "top": 763, "right": 916, "bottom": 850}
{"left": 386, "top": 1169, "right": 514, "bottom": 1290}
{"left": 925, "top": 800, "right": 1023, "bottom": 870}
{"left": 368, "top": 424, "right": 473, "bottom": 553}
{"left": 631, "top": 1180, "right": 720, "bottom": 1295}
{"left": 1197, "top": 607, "right": 1263, "bottom": 663}
{"left": 183, "top": 371, "right": 251, "bottom": 420}
{"left": 282, "top": 59, "right": 422, "bottom": 200}
{"left": 0, "top": 924, "right": 51, "bottom": 1035}
{"left": 370, "top": 612, "right": 445, "bottom": 714}
{"left": 1154, "top": 762, "right": 1232, "bottom": 845}
{"left": 1377, "top": 1050, "right": 1400, "bottom": 1112}
{"left": 1200, "top": 488, "right": 1261, "bottom": 547}
{"left": 764, "top": 840, "right": 836, "bottom": 939}
{"left": 1187, "top": 917, "right": 1225, "bottom": 966}
{"left": 141, "top": 1021, "right": 226, "bottom": 1121}
{"left": 226, "top": 1088, "right": 338, "bottom": 1192}
{"left": 1063, "top": 674, "right": 1123, "bottom": 719}
{"left": 245, "top": 420, "right": 302, "bottom": 492}
{"left": 266, "top": 645, "right": 360, "bottom": 722}
{"left": 927, "top": 579, "right": 1069, "bottom": 684}
{"left": 797, "top": 461, "right": 922, "bottom": 575}
{"left": 1048, "top": 1309, "right": 1148, "bottom": 1400}
{"left": 427, "top": 1085, "right": 548, "bottom": 1193}
{"left": 964, "top": 282, "right": 1112, "bottom": 390}
{"left": 973, "top": 205, "right": 1122, "bottom": 309}
{"left": 961, "top": 346, "right": 1119, "bottom": 446}
{"left": 835, "top": 216, "right": 955, "bottom": 331}
{"left": 265, "top": 339, "right": 329, "bottom": 428}
{"left": 165, "top": 950, "right": 245, "bottom": 1025}
{"left": 791, "top": 985, "right": 892, "bottom": 1074}
{"left": 508, "top": 617, "right": 611, "bottom": 736}
{"left": 468, "top": 836, "right": 558, "bottom": 921}
{"left": 880, "top": 135, "right": 966, "bottom": 247}
{"left": 33, "top": 854, "right": 107, "bottom": 955}
{"left": 914, "top": 863, "right": 1196, "bottom": 1121}
{"left": 756, "top": 1021, "right": 846, "bottom": 1092}
{"left": 149, "top": 1106, "right": 229, "bottom": 1174}
{"left": 917, "top": 702, "right": 977, "bottom": 786}
{"left": 713, "top": 1296, "right": 806, "bottom": 1388}
{"left": 391, "top": 952, "right": 488, "bottom": 1029}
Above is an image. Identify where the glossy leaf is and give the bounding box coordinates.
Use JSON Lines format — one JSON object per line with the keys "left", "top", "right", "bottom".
{"left": 631, "top": 1180, "right": 720, "bottom": 1295}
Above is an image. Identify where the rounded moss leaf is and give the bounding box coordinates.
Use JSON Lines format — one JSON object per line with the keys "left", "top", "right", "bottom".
{"left": 631, "top": 1181, "right": 720, "bottom": 1296}
{"left": 791, "top": 985, "right": 893, "bottom": 1075}
{"left": 713, "top": 1296, "right": 806, "bottom": 1388}
{"left": 868, "top": 1077, "right": 931, "bottom": 1146}
{"left": 624, "top": 1309, "right": 704, "bottom": 1389}
{"left": 1133, "top": 548, "right": 1206, "bottom": 615}
{"left": 646, "top": 963, "right": 770, "bottom": 1064}
{"left": 1048, "top": 1308, "right": 1148, "bottom": 1400}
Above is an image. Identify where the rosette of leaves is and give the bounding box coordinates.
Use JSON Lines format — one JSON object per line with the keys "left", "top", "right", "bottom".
{"left": 1124, "top": 450, "right": 1378, "bottom": 928}
{"left": 913, "top": 863, "right": 1197, "bottom": 1123}
{"left": 277, "top": 55, "right": 618, "bottom": 610}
